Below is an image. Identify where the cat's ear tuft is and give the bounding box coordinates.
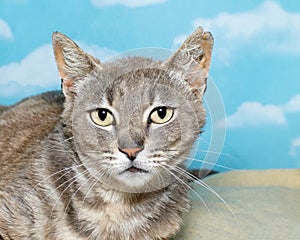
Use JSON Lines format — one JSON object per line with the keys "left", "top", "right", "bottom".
{"left": 52, "top": 32, "right": 101, "bottom": 97}
{"left": 163, "top": 27, "right": 213, "bottom": 96}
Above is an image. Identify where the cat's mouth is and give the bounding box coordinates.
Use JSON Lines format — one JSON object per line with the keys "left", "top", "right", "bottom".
{"left": 123, "top": 166, "right": 149, "bottom": 174}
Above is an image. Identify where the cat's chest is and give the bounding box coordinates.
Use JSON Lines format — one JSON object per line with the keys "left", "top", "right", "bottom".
{"left": 73, "top": 197, "right": 152, "bottom": 239}
{"left": 80, "top": 201, "right": 136, "bottom": 224}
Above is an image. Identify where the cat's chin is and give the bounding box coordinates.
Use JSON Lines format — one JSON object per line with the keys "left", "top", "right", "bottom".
{"left": 111, "top": 170, "right": 173, "bottom": 193}
{"left": 115, "top": 170, "right": 152, "bottom": 192}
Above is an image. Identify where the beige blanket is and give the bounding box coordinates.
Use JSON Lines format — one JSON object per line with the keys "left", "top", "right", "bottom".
{"left": 174, "top": 169, "right": 300, "bottom": 240}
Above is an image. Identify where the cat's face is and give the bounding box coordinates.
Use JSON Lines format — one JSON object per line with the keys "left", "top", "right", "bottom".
{"left": 52, "top": 28, "right": 213, "bottom": 192}
{"left": 72, "top": 64, "right": 203, "bottom": 192}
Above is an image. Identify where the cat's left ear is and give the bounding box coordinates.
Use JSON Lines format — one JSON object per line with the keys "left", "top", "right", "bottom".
{"left": 162, "top": 27, "right": 213, "bottom": 96}
{"left": 52, "top": 32, "right": 101, "bottom": 97}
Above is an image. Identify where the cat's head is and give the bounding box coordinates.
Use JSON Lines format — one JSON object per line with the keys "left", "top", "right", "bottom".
{"left": 52, "top": 27, "right": 213, "bottom": 193}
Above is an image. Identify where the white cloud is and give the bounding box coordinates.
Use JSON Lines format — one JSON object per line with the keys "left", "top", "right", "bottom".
{"left": 0, "top": 42, "right": 117, "bottom": 103}
{"left": 289, "top": 137, "right": 300, "bottom": 156}
{"left": 0, "top": 42, "right": 117, "bottom": 88}
{"left": 284, "top": 94, "right": 300, "bottom": 113}
{"left": 0, "top": 45, "right": 58, "bottom": 88}
{"left": 193, "top": 1, "right": 300, "bottom": 55}
{"left": 174, "top": 1, "right": 300, "bottom": 63}
{"left": 194, "top": 2, "right": 288, "bottom": 40}
{"left": 0, "top": 19, "right": 13, "bottom": 39}
{"left": 91, "top": 0, "right": 166, "bottom": 8}
{"left": 225, "top": 102, "right": 286, "bottom": 128}
{"left": 225, "top": 93, "right": 300, "bottom": 128}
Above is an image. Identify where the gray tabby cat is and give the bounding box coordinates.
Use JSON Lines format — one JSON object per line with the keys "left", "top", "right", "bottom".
{"left": 0, "top": 27, "right": 213, "bottom": 240}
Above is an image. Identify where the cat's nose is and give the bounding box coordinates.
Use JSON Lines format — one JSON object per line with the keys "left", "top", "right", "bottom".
{"left": 119, "top": 147, "right": 143, "bottom": 161}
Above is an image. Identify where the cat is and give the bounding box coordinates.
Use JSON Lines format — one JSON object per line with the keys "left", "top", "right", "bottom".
{"left": 0, "top": 26, "right": 213, "bottom": 240}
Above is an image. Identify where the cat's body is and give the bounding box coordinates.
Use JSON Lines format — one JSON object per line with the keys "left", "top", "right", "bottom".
{"left": 0, "top": 27, "right": 213, "bottom": 240}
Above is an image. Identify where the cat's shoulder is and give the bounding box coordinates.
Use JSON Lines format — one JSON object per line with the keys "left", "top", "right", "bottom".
{"left": 0, "top": 91, "right": 64, "bottom": 176}
{"left": 0, "top": 91, "right": 64, "bottom": 129}
{"left": 0, "top": 91, "right": 64, "bottom": 115}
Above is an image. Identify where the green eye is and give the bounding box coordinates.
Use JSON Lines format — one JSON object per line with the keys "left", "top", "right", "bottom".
{"left": 90, "top": 108, "right": 114, "bottom": 127}
{"left": 149, "top": 107, "right": 174, "bottom": 124}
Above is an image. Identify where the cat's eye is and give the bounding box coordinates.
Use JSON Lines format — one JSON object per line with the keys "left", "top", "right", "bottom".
{"left": 90, "top": 108, "right": 114, "bottom": 127}
{"left": 149, "top": 107, "right": 174, "bottom": 124}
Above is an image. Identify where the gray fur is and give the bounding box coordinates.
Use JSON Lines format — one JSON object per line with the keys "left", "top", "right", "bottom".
{"left": 0, "top": 27, "right": 213, "bottom": 240}
{"left": 0, "top": 106, "right": 9, "bottom": 115}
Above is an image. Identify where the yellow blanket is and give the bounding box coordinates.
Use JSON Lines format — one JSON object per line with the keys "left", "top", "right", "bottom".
{"left": 174, "top": 169, "right": 300, "bottom": 240}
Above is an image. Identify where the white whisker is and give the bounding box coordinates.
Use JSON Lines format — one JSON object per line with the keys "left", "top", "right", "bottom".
{"left": 41, "top": 168, "right": 84, "bottom": 203}
{"left": 49, "top": 169, "right": 90, "bottom": 218}
{"left": 185, "top": 157, "right": 239, "bottom": 171}
{"left": 78, "top": 165, "right": 107, "bottom": 217}
{"left": 194, "top": 149, "right": 234, "bottom": 157}
{"left": 159, "top": 164, "right": 213, "bottom": 221}
{"left": 172, "top": 165, "right": 239, "bottom": 225}
{"left": 34, "top": 164, "right": 84, "bottom": 189}
{"left": 62, "top": 172, "right": 94, "bottom": 220}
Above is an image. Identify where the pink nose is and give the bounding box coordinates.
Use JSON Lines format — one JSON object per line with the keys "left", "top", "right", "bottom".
{"left": 119, "top": 147, "right": 142, "bottom": 160}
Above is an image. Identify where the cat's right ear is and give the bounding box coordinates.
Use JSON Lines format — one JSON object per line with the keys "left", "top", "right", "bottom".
{"left": 52, "top": 32, "right": 101, "bottom": 97}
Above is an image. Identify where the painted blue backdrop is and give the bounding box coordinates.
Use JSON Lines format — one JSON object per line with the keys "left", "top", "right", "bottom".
{"left": 1, "top": 0, "right": 299, "bottom": 171}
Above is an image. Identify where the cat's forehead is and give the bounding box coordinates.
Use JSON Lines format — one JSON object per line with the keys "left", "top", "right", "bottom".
{"left": 93, "top": 58, "right": 185, "bottom": 97}
{"left": 101, "top": 57, "right": 159, "bottom": 79}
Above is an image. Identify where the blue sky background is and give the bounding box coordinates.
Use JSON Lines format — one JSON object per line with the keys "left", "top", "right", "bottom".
{"left": 0, "top": 0, "right": 299, "bottom": 171}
